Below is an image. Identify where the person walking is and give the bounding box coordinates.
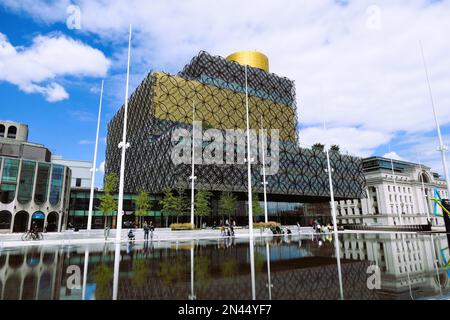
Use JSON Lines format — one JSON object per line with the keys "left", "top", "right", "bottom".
{"left": 143, "top": 222, "right": 149, "bottom": 241}
{"left": 149, "top": 221, "right": 155, "bottom": 239}
{"left": 297, "top": 221, "right": 301, "bottom": 234}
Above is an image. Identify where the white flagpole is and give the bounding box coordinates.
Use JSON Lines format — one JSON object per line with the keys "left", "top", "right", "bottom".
{"left": 420, "top": 42, "right": 450, "bottom": 198}
{"left": 87, "top": 80, "right": 103, "bottom": 231}
{"left": 245, "top": 65, "right": 254, "bottom": 237}
{"left": 260, "top": 116, "right": 268, "bottom": 223}
{"left": 190, "top": 102, "right": 196, "bottom": 227}
{"left": 116, "top": 24, "right": 132, "bottom": 242}
{"left": 324, "top": 134, "right": 344, "bottom": 299}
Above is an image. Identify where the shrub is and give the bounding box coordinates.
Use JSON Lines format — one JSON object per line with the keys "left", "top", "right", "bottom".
{"left": 170, "top": 223, "right": 195, "bottom": 231}
{"left": 253, "top": 221, "right": 281, "bottom": 229}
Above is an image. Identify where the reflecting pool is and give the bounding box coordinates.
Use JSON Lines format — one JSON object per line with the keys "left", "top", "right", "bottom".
{"left": 0, "top": 232, "right": 450, "bottom": 300}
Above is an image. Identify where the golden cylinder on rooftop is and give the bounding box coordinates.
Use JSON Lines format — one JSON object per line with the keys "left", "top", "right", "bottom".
{"left": 226, "top": 51, "right": 269, "bottom": 72}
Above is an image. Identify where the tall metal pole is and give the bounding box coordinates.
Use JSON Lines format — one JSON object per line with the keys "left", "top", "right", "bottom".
{"left": 260, "top": 116, "right": 268, "bottom": 223}
{"left": 420, "top": 42, "right": 450, "bottom": 198}
{"left": 116, "top": 25, "right": 132, "bottom": 242}
{"left": 389, "top": 145, "right": 402, "bottom": 225}
{"left": 190, "top": 102, "right": 196, "bottom": 227}
{"left": 87, "top": 80, "right": 104, "bottom": 231}
{"left": 323, "top": 120, "right": 344, "bottom": 299}
{"left": 245, "top": 65, "right": 254, "bottom": 236}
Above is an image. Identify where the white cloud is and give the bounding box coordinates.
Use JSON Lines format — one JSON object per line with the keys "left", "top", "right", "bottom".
{"left": 79, "top": 140, "right": 94, "bottom": 145}
{"left": 299, "top": 126, "right": 391, "bottom": 157}
{"left": 0, "top": 32, "right": 110, "bottom": 102}
{"left": 99, "top": 160, "right": 105, "bottom": 173}
{"left": 2, "top": 0, "right": 450, "bottom": 171}
{"left": 382, "top": 151, "right": 404, "bottom": 161}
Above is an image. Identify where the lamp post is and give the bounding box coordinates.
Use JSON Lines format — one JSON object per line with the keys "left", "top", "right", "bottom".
{"left": 244, "top": 65, "right": 254, "bottom": 237}
{"left": 260, "top": 116, "right": 268, "bottom": 223}
{"left": 116, "top": 24, "right": 132, "bottom": 242}
{"left": 190, "top": 102, "right": 197, "bottom": 227}
{"left": 87, "top": 80, "right": 104, "bottom": 231}
{"left": 420, "top": 42, "right": 450, "bottom": 199}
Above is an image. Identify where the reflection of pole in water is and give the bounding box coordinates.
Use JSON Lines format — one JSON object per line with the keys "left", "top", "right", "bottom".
{"left": 189, "top": 243, "right": 196, "bottom": 300}
{"left": 333, "top": 233, "right": 344, "bottom": 300}
{"left": 249, "top": 238, "right": 256, "bottom": 300}
{"left": 112, "top": 242, "right": 121, "bottom": 300}
{"left": 266, "top": 242, "right": 272, "bottom": 300}
{"left": 82, "top": 247, "right": 89, "bottom": 300}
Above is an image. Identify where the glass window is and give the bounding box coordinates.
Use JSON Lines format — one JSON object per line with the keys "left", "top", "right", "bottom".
{"left": 34, "top": 163, "right": 50, "bottom": 205}
{"left": 17, "top": 160, "right": 36, "bottom": 204}
{"left": 0, "top": 124, "right": 4, "bottom": 137}
{"left": 49, "top": 165, "right": 64, "bottom": 206}
{"left": 0, "top": 158, "right": 19, "bottom": 204}
{"left": 76, "top": 178, "right": 82, "bottom": 187}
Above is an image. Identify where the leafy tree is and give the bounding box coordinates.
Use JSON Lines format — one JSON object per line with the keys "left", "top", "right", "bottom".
{"left": 195, "top": 189, "right": 212, "bottom": 228}
{"left": 330, "top": 144, "right": 340, "bottom": 153}
{"left": 135, "top": 191, "right": 151, "bottom": 227}
{"left": 98, "top": 173, "right": 119, "bottom": 229}
{"left": 252, "top": 192, "right": 263, "bottom": 217}
{"left": 160, "top": 189, "right": 178, "bottom": 227}
{"left": 174, "top": 189, "right": 188, "bottom": 223}
{"left": 312, "top": 143, "right": 325, "bottom": 152}
{"left": 103, "top": 172, "right": 119, "bottom": 194}
{"left": 218, "top": 192, "right": 237, "bottom": 224}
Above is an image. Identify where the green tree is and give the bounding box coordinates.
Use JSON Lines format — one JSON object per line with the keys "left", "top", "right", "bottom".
{"left": 135, "top": 191, "right": 151, "bottom": 227}
{"left": 252, "top": 192, "right": 263, "bottom": 218}
{"left": 195, "top": 189, "right": 212, "bottom": 228}
{"left": 160, "top": 189, "right": 178, "bottom": 227}
{"left": 330, "top": 144, "right": 340, "bottom": 153}
{"left": 312, "top": 143, "right": 325, "bottom": 152}
{"left": 218, "top": 192, "right": 237, "bottom": 224}
{"left": 174, "top": 189, "right": 188, "bottom": 223}
{"left": 98, "top": 173, "right": 119, "bottom": 229}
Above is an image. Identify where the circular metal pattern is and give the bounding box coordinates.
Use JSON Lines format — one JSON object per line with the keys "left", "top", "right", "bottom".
{"left": 105, "top": 51, "right": 366, "bottom": 200}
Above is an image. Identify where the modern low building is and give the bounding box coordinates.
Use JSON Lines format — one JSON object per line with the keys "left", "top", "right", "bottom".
{"left": 336, "top": 157, "right": 449, "bottom": 227}
{"left": 0, "top": 120, "right": 72, "bottom": 233}
{"left": 51, "top": 156, "right": 92, "bottom": 188}
{"left": 105, "top": 51, "right": 367, "bottom": 227}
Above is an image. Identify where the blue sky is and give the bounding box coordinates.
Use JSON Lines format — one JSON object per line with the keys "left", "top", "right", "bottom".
{"left": 1, "top": 0, "right": 450, "bottom": 187}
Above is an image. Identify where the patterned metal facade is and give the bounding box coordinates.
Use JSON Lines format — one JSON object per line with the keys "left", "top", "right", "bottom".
{"left": 106, "top": 51, "right": 366, "bottom": 200}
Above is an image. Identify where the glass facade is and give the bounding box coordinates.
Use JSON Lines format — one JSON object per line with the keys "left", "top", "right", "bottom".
{"left": 17, "top": 160, "right": 36, "bottom": 204}
{"left": 49, "top": 165, "right": 64, "bottom": 206}
{"left": 34, "top": 163, "right": 50, "bottom": 205}
{"left": 0, "top": 158, "right": 20, "bottom": 204}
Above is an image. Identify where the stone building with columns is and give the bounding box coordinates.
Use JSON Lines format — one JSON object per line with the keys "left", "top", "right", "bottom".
{"left": 336, "top": 156, "right": 448, "bottom": 227}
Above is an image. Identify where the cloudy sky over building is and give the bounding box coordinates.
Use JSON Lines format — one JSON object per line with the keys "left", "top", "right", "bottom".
{"left": 1, "top": 0, "right": 449, "bottom": 185}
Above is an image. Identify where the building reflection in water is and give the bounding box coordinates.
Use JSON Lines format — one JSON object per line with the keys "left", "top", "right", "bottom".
{"left": 0, "top": 233, "right": 449, "bottom": 300}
